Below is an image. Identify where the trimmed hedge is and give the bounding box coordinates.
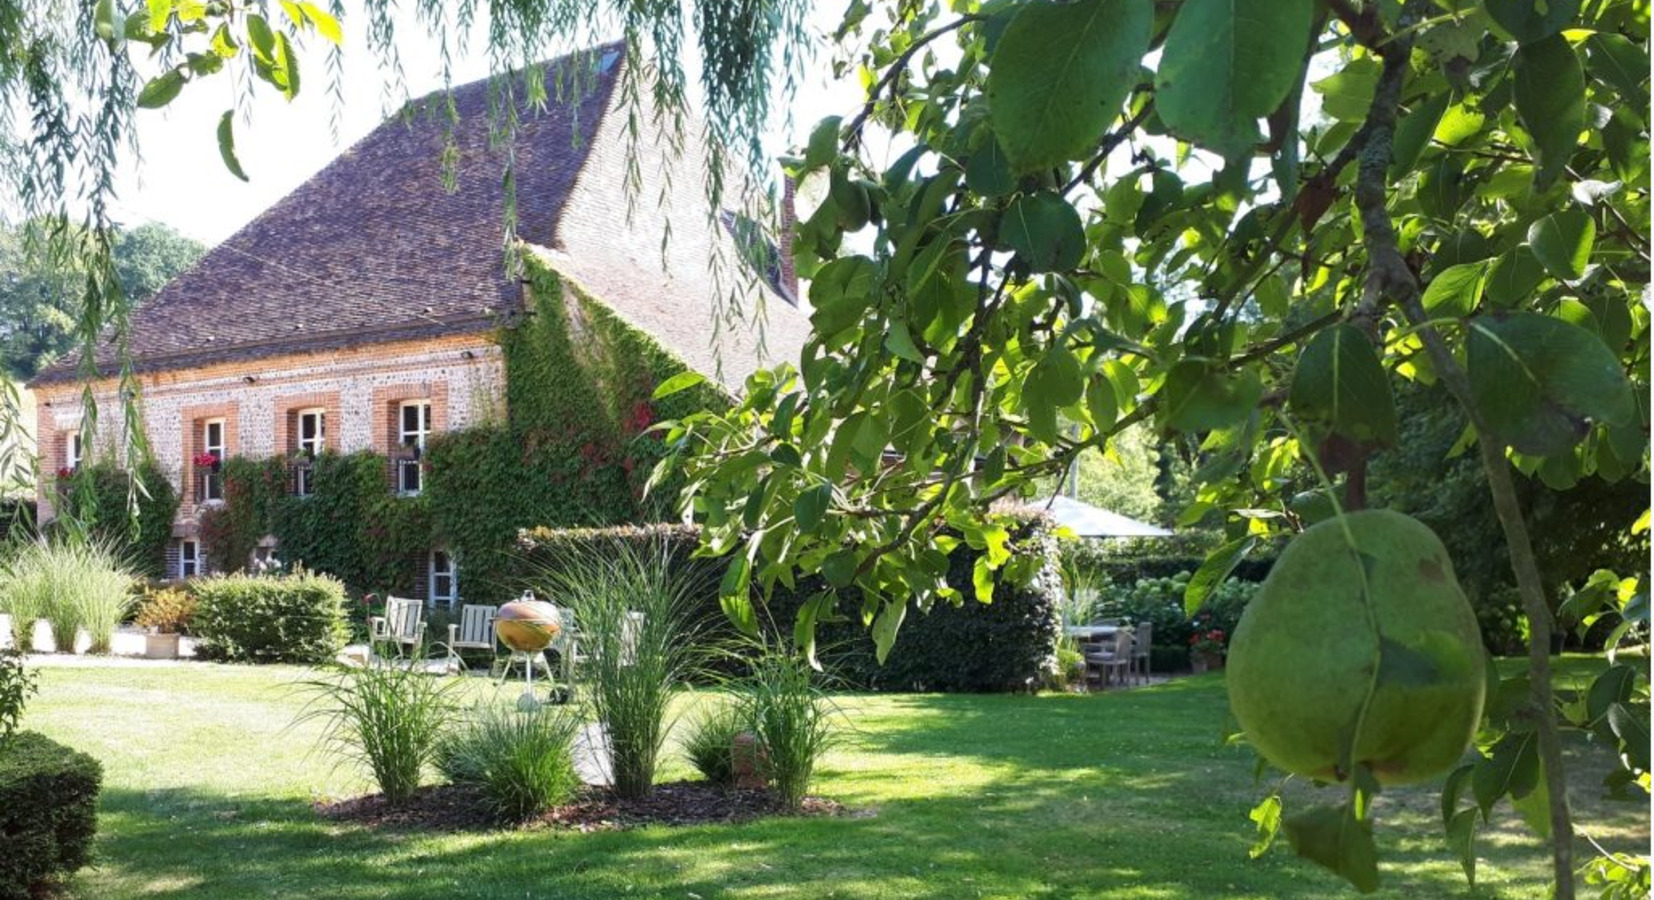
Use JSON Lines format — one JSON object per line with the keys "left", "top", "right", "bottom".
{"left": 191, "top": 570, "right": 349, "bottom": 664}
{"left": 0, "top": 731, "right": 102, "bottom": 900}
{"left": 1074, "top": 552, "right": 1276, "bottom": 587}
{"left": 518, "top": 517, "right": 1063, "bottom": 693}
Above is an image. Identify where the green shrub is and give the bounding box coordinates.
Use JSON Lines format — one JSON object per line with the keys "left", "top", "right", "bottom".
{"left": 736, "top": 650, "right": 836, "bottom": 811}
{"left": 0, "top": 650, "right": 36, "bottom": 742}
{"left": 134, "top": 585, "right": 195, "bottom": 634}
{"left": 682, "top": 700, "right": 742, "bottom": 786}
{"left": 519, "top": 515, "right": 1064, "bottom": 693}
{"left": 1094, "top": 571, "right": 1259, "bottom": 668}
{"left": 0, "top": 731, "right": 102, "bottom": 900}
{"left": 300, "top": 661, "right": 457, "bottom": 804}
{"left": 533, "top": 539, "right": 702, "bottom": 799}
{"left": 192, "top": 569, "right": 349, "bottom": 663}
{"left": 1, "top": 539, "right": 133, "bottom": 654}
{"left": 436, "top": 703, "right": 582, "bottom": 820}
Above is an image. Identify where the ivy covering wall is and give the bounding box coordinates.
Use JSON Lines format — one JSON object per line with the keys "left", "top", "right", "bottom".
{"left": 426, "top": 256, "right": 728, "bottom": 600}
{"left": 195, "top": 255, "right": 727, "bottom": 603}
{"left": 74, "top": 461, "right": 179, "bottom": 579}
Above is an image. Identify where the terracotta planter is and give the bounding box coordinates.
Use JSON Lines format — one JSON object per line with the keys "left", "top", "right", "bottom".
{"left": 1191, "top": 651, "right": 1224, "bottom": 674}
{"left": 144, "top": 632, "right": 181, "bottom": 660}
{"left": 731, "top": 731, "right": 768, "bottom": 790}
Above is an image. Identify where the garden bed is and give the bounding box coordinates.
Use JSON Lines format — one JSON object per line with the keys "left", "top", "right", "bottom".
{"left": 316, "top": 781, "right": 849, "bottom": 832}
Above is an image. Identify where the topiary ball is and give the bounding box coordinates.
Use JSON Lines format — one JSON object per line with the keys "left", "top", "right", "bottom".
{"left": 1226, "top": 510, "right": 1486, "bottom": 785}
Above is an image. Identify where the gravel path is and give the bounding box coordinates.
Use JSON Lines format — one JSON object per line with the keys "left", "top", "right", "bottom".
{"left": 0, "top": 617, "right": 201, "bottom": 663}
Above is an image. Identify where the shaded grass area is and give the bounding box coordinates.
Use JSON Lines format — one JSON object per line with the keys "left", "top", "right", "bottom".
{"left": 21, "top": 656, "right": 1645, "bottom": 899}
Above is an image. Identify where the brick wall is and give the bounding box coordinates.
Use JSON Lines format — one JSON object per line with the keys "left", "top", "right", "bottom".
{"left": 34, "top": 332, "right": 505, "bottom": 538}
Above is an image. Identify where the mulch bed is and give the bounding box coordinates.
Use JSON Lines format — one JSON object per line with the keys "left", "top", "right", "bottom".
{"left": 315, "top": 781, "right": 849, "bottom": 833}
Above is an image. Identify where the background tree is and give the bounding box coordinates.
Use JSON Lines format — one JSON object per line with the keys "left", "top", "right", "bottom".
{"left": 1074, "top": 423, "right": 1164, "bottom": 525}
{"left": 0, "top": 221, "right": 202, "bottom": 379}
{"left": 1372, "top": 381, "right": 1649, "bottom": 653}
{"left": 653, "top": 3, "right": 1650, "bottom": 896}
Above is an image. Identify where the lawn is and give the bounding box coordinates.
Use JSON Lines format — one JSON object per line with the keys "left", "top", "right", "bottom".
{"left": 23, "top": 657, "right": 1646, "bottom": 899}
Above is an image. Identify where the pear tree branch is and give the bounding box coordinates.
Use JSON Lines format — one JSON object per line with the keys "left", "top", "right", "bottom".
{"left": 1349, "top": 7, "right": 1577, "bottom": 895}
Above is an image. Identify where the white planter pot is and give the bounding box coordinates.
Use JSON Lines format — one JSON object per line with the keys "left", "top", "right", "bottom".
{"left": 144, "top": 632, "right": 181, "bottom": 660}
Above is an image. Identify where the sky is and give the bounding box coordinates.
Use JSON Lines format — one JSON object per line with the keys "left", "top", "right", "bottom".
{"left": 110, "top": 2, "right": 857, "bottom": 246}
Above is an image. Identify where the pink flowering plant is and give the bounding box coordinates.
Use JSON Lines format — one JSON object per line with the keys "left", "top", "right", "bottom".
{"left": 1189, "top": 628, "right": 1227, "bottom": 658}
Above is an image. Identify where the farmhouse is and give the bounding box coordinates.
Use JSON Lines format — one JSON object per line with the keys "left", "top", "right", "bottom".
{"left": 30, "top": 46, "right": 807, "bottom": 602}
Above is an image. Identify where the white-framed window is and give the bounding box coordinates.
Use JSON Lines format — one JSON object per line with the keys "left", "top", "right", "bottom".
{"left": 428, "top": 550, "right": 456, "bottom": 609}
{"left": 294, "top": 408, "right": 325, "bottom": 496}
{"left": 66, "top": 432, "right": 83, "bottom": 472}
{"left": 179, "top": 540, "right": 200, "bottom": 578}
{"left": 399, "top": 400, "right": 431, "bottom": 450}
{"left": 296, "top": 408, "right": 326, "bottom": 456}
{"left": 397, "top": 400, "right": 431, "bottom": 495}
{"left": 201, "top": 418, "right": 226, "bottom": 502}
{"left": 204, "top": 418, "right": 226, "bottom": 458}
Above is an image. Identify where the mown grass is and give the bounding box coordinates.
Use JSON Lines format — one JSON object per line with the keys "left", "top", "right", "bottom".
{"left": 21, "top": 656, "right": 1645, "bottom": 899}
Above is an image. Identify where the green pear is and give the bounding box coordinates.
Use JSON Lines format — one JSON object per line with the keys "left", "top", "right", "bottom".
{"left": 1227, "top": 510, "right": 1486, "bottom": 785}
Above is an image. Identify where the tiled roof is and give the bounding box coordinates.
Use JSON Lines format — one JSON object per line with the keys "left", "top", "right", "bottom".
{"left": 37, "top": 43, "right": 810, "bottom": 394}
{"left": 35, "top": 47, "right": 620, "bottom": 385}
{"left": 531, "top": 58, "right": 812, "bottom": 392}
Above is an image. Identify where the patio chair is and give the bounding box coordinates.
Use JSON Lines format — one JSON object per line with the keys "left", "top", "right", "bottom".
{"left": 1084, "top": 628, "right": 1133, "bottom": 689}
{"left": 548, "top": 603, "right": 584, "bottom": 698}
{"left": 369, "top": 596, "right": 427, "bottom": 663}
{"left": 443, "top": 604, "right": 499, "bottom": 673}
{"left": 550, "top": 609, "right": 640, "bottom": 681}
{"left": 1130, "top": 621, "right": 1153, "bottom": 685}
{"left": 619, "top": 610, "right": 643, "bottom": 666}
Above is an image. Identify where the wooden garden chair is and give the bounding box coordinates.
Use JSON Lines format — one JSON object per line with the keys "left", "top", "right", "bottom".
{"left": 369, "top": 596, "right": 427, "bottom": 664}
{"left": 1130, "top": 621, "right": 1154, "bottom": 685}
{"left": 544, "top": 607, "right": 640, "bottom": 697}
{"left": 443, "top": 603, "right": 499, "bottom": 673}
{"left": 1084, "top": 627, "right": 1133, "bottom": 690}
{"left": 548, "top": 603, "right": 584, "bottom": 688}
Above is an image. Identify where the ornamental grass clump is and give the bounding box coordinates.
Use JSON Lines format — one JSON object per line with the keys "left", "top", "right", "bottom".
{"left": 0, "top": 556, "right": 45, "bottom": 652}
{"left": 299, "top": 659, "right": 457, "bottom": 805}
{"left": 682, "top": 700, "right": 742, "bottom": 786}
{"left": 736, "top": 649, "right": 837, "bottom": 811}
{"left": 535, "top": 540, "right": 701, "bottom": 800}
{"left": 1, "top": 539, "right": 133, "bottom": 654}
{"left": 436, "top": 702, "right": 583, "bottom": 821}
